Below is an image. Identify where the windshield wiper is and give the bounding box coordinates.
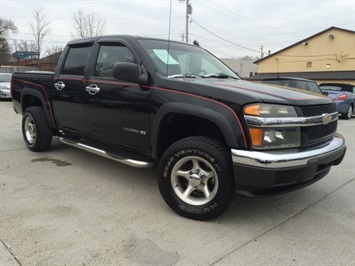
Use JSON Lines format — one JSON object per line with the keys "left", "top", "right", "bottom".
{"left": 201, "top": 73, "right": 238, "bottom": 79}
{"left": 167, "top": 74, "right": 200, "bottom": 79}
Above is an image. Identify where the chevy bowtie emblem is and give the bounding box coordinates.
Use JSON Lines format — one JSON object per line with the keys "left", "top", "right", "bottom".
{"left": 322, "top": 113, "right": 331, "bottom": 125}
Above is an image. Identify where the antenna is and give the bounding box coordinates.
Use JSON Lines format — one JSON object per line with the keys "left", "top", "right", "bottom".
{"left": 166, "top": 0, "right": 173, "bottom": 77}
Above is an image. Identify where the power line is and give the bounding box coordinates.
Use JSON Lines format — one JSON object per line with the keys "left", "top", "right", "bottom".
{"left": 9, "top": 38, "right": 68, "bottom": 44}
{"left": 11, "top": 32, "right": 72, "bottom": 37}
{"left": 189, "top": 33, "right": 238, "bottom": 48}
{"left": 198, "top": 1, "right": 353, "bottom": 37}
{"left": 191, "top": 19, "right": 259, "bottom": 53}
{"left": 204, "top": 0, "right": 285, "bottom": 34}
{"left": 2, "top": 14, "right": 185, "bottom": 21}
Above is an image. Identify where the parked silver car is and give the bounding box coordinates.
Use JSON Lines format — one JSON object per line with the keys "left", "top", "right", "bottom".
{"left": 0, "top": 73, "right": 12, "bottom": 99}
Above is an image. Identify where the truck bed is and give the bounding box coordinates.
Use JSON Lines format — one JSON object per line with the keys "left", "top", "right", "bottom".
{"left": 11, "top": 71, "right": 54, "bottom": 115}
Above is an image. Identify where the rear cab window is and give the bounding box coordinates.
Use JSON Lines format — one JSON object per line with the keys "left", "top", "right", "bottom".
{"left": 61, "top": 41, "right": 94, "bottom": 76}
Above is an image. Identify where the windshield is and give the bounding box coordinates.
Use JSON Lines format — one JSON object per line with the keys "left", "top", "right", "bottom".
{"left": 0, "top": 74, "right": 12, "bottom": 83}
{"left": 307, "top": 82, "right": 322, "bottom": 94}
{"left": 138, "top": 39, "right": 239, "bottom": 79}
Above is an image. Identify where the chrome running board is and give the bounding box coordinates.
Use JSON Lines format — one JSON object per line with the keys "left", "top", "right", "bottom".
{"left": 59, "top": 137, "right": 154, "bottom": 168}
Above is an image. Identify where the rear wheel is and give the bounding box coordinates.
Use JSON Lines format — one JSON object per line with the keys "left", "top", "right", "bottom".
{"left": 22, "top": 106, "right": 52, "bottom": 152}
{"left": 158, "top": 136, "right": 235, "bottom": 220}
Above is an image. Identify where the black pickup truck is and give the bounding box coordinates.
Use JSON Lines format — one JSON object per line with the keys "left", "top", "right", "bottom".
{"left": 11, "top": 36, "right": 346, "bottom": 220}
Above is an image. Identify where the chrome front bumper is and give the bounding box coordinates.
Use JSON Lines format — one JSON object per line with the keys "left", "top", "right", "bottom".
{"left": 231, "top": 134, "right": 346, "bottom": 169}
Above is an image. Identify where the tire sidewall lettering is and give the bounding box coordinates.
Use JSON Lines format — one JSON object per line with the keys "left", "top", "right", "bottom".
{"left": 168, "top": 148, "right": 222, "bottom": 173}
{"left": 164, "top": 148, "right": 222, "bottom": 213}
{"left": 178, "top": 202, "right": 218, "bottom": 214}
{"left": 158, "top": 136, "right": 234, "bottom": 220}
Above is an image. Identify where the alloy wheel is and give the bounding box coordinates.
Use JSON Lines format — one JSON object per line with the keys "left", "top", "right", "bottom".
{"left": 24, "top": 115, "right": 36, "bottom": 144}
{"left": 171, "top": 156, "right": 219, "bottom": 206}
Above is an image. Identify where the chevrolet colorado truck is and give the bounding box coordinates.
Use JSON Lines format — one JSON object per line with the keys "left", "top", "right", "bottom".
{"left": 11, "top": 36, "right": 346, "bottom": 220}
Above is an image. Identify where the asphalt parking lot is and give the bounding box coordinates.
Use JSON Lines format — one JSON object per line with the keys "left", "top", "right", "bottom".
{"left": 1, "top": 100, "right": 354, "bottom": 266}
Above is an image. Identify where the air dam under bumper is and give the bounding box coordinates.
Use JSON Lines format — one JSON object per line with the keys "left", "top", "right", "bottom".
{"left": 231, "top": 134, "right": 346, "bottom": 197}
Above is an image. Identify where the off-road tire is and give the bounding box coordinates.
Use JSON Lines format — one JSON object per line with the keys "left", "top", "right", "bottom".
{"left": 158, "top": 136, "right": 235, "bottom": 220}
{"left": 22, "top": 106, "right": 52, "bottom": 152}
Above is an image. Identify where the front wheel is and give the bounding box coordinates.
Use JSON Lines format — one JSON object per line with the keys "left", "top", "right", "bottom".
{"left": 158, "top": 137, "right": 235, "bottom": 220}
{"left": 22, "top": 106, "right": 52, "bottom": 152}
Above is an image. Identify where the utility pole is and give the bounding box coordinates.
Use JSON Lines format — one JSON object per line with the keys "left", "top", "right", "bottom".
{"left": 180, "top": 32, "right": 185, "bottom": 42}
{"left": 179, "top": 0, "right": 192, "bottom": 43}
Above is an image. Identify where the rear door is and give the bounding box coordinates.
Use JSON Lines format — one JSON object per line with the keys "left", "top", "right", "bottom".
{"left": 52, "top": 42, "right": 94, "bottom": 133}
{"left": 84, "top": 39, "right": 151, "bottom": 151}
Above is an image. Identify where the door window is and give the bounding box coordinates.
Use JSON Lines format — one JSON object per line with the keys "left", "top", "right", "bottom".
{"left": 62, "top": 46, "right": 92, "bottom": 75}
{"left": 94, "top": 44, "right": 135, "bottom": 78}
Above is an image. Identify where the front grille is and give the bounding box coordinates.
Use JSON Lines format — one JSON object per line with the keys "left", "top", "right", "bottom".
{"left": 300, "top": 104, "right": 336, "bottom": 117}
{"left": 306, "top": 122, "right": 337, "bottom": 140}
{"left": 299, "top": 104, "right": 338, "bottom": 146}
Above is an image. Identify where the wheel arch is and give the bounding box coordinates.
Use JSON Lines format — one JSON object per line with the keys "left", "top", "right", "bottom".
{"left": 21, "top": 88, "right": 56, "bottom": 129}
{"left": 152, "top": 103, "right": 242, "bottom": 159}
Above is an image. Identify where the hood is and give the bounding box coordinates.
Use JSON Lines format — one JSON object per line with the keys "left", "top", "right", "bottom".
{"left": 157, "top": 77, "right": 333, "bottom": 107}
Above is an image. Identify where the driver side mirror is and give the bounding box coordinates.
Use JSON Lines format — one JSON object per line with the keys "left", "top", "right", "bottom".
{"left": 113, "top": 62, "right": 148, "bottom": 85}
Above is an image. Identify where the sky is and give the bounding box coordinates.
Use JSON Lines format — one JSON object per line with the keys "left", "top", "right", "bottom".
{"left": 1, "top": 0, "right": 354, "bottom": 59}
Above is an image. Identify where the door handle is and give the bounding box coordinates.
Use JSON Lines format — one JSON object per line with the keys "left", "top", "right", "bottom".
{"left": 54, "top": 81, "right": 65, "bottom": 90}
{"left": 86, "top": 84, "right": 100, "bottom": 95}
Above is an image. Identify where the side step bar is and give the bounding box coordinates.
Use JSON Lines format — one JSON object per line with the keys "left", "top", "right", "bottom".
{"left": 59, "top": 137, "right": 154, "bottom": 169}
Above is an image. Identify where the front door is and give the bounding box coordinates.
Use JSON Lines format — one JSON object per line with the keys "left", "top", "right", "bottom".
{"left": 84, "top": 41, "right": 151, "bottom": 151}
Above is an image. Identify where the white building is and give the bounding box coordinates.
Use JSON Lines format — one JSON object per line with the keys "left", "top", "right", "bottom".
{"left": 220, "top": 56, "right": 258, "bottom": 78}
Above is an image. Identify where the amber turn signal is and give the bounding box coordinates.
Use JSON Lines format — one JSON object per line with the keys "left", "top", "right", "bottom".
{"left": 248, "top": 127, "right": 263, "bottom": 147}
{"left": 244, "top": 104, "right": 260, "bottom": 116}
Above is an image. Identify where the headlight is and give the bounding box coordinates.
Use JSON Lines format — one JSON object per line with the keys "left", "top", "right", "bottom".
{"left": 244, "top": 103, "right": 301, "bottom": 150}
{"left": 244, "top": 103, "right": 297, "bottom": 117}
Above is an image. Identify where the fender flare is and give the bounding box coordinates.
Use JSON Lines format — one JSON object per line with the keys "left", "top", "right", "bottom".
{"left": 21, "top": 88, "right": 57, "bottom": 129}
{"left": 152, "top": 102, "right": 245, "bottom": 158}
